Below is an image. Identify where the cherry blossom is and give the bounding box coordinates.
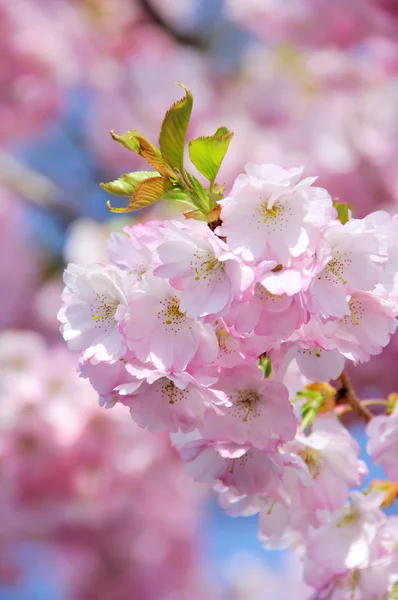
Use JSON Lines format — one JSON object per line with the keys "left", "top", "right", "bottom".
{"left": 176, "top": 434, "right": 285, "bottom": 496}
{"left": 217, "top": 163, "right": 336, "bottom": 264}
{"left": 285, "top": 429, "right": 367, "bottom": 512}
{"left": 121, "top": 274, "right": 218, "bottom": 371}
{"left": 202, "top": 366, "right": 297, "bottom": 451}
{"left": 304, "top": 491, "right": 385, "bottom": 574}
{"left": 155, "top": 221, "right": 253, "bottom": 318}
{"left": 366, "top": 403, "right": 398, "bottom": 481}
{"left": 116, "top": 362, "right": 228, "bottom": 434}
{"left": 58, "top": 263, "right": 130, "bottom": 362}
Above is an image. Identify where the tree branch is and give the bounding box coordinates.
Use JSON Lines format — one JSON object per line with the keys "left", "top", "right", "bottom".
{"left": 338, "top": 370, "right": 373, "bottom": 424}
{"left": 137, "top": 0, "right": 210, "bottom": 50}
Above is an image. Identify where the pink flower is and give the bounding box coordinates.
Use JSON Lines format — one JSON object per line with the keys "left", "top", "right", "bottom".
{"left": 226, "top": 283, "right": 308, "bottom": 345}
{"left": 121, "top": 275, "right": 218, "bottom": 371}
{"left": 155, "top": 222, "right": 253, "bottom": 318}
{"left": 116, "top": 362, "right": 228, "bottom": 434}
{"left": 217, "top": 163, "right": 335, "bottom": 264}
{"left": 285, "top": 430, "right": 367, "bottom": 512}
{"left": 255, "top": 251, "right": 316, "bottom": 296}
{"left": 58, "top": 263, "right": 131, "bottom": 362}
{"left": 333, "top": 292, "right": 398, "bottom": 363}
{"left": 203, "top": 366, "right": 297, "bottom": 451}
{"left": 80, "top": 355, "right": 140, "bottom": 408}
{"left": 106, "top": 226, "right": 155, "bottom": 277}
{"left": 305, "top": 491, "right": 385, "bottom": 575}
{"left": 210, "top": 320, "right": 247, "bottom": 369}
{"left": 258, "top": 454, "right": 318, "bottom": 550}
{"left": 177, "top": 435, "right": 284, "bottom": 496}
{"left": 272, "top": 319, "right": 346, "bottom": 381}
{"left": 366, "top": 403, "right": 398, "bottom": 481}
{"left": 309, "top": 219, "right": 386, "bottom": 319}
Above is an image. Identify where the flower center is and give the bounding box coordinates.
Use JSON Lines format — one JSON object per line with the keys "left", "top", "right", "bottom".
{"left": 91, "top": 294, "right": 119, "bottom": 330}
{"left": 255, "top": 283, "right": 283, "bottom": 303}
{"left": 190, "top": 250, "right": 224, "bottom": 282}
{"left": 340, "top": 298, "right": 364, "bottom": 327}
{"left": 321, "top": 252, "right": 352, "bottom": 285}
{"left": 132, "top": 263, "right": 148, "bottom": 278}
{"left": 158, "top": 297, "right": 187, "bottom": 333}
{"left": 157, "top": 378, "right": 188, "bottom": 405}
{"left": 216, "top": 328, "right": 233, "bottom": 355}
{"left": 256, "top": 200, "right": 292, "bottom": 231}
{"left": 229, "top": 450, "right": 254, "bottom": 474}
{"left": 337, "top": 508, "right": 361, "bottom": 528}
{"left": 299, "top": 447, "right": 322, "bottom": 479}
{"left": 233, "top": 389, "right": 262, "bottom": 422}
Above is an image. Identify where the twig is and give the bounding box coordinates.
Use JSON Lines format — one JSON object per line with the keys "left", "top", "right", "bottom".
{"left": 338, "top": 370, "right": 373, "bottom": 424}
{"left": 137, "top": 0, "right": 210, "bottom": 50}
{"left": 0, "top": 151, "right": 77, "bottom": 222}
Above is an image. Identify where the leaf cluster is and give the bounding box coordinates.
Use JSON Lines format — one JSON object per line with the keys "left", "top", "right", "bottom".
{"left": 100, "top": 84, "right": 233, "bottom": 223}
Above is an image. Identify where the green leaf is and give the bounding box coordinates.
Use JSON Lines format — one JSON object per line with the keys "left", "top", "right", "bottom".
{"left": 162, "top": 189, "right": 190, "bottom": 202}
{"left": 188, "top": 126, "right": 233, "bottom": 184}
{"left": 110, "top": 130, "right": 174, "bottom": 178}
{"left": 109, "top": 129, "right": 141, "bottom": 153}
{"left": 106, "top": 176, "right": 172, "bottom": 213}
{"left": 334, "top": 202, "right": 354, "bottom": 225}
{"left": 159, "top": 84, "right": 193, "bottom": 173}
{"left": 100, "top": 171, "right": 158, "bottom": 196}
{"left": 183, "top": 209, "right": 208, "bottom": 221}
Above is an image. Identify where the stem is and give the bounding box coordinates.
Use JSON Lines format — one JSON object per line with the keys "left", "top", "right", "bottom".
{"left": 137, "top": 0, "right": 209, "bottom": 50}
{"left": 0, "top": 151, "right": 77, "bottom": 222}
{"left": 338, "top": 370, "right": 373, "bottom": 424}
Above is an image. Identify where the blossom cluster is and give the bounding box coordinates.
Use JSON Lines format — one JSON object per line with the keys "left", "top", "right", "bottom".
{"left": 59, "top": 163, "right": 398, "bottom": 597}
{"left": 0, "top": 330, "right": 216, "bottom": 600}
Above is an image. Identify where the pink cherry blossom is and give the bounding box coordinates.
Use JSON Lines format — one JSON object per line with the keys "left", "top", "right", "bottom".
{"left": 285, "top": 429, "right": 367, "bottom": 512}
{"left": 58, "top": 263, "right": 131, "bottom": 362}
{"left": 80, "top": 355, "right": 140, "bottom": 409}
{"left": 273, "top": 328, "right": 345, "bottom": 382}
{"left": 333, "top": 292, "right": 398, "bottom": 363}
{"left": 106, "top": 226, "right": 155, "bottom": 276}
{"left": 226, "top": 283, "right": 308, "bottom": 346}
{"left": 202, "top": 366, "right": 297, "bottom": 451}
{"left": 177, "top": 435, "right": 285, "bottom": 496}
{"left": 155, "top": 221, "right": 253, "bottom": 318}
{"left": 309, "top": 218, "right": 386, "bottom": 319}
{"left": 366, "top": 403, "right": 398, "bottom": 481}
{"left": 255, "top": 250, "right": 316, "bottom": 296}
{"left": 115, "top": 362, "right": 228, "bottom": 434}
{"left": 305, "top": 491, "right": 385, "bottom": 575}
{"left": 121, "top": 274, "right": 218, "bottom": 371}
{"left": 217, "top": 163, "right": 336, "bottom": 264}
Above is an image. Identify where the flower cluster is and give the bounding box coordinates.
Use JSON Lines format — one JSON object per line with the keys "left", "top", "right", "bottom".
{"left": 59, "top": 161, "right": 398, "bottom": 597}
{"left": 0, "top": 331, "right": 216, "bottom": 600}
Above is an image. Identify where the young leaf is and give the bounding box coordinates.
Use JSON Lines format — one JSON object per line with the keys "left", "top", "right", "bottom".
{"left": 183, "top": 209, "right": 207, "bottom": 221}
{"left": 109, "top": 129, "right": 140, "bottom": 153}
{"left": 159, "top": 84, "right": 193, "bottom": 173}
{"left": 162, "top": 189, "right": 191, "bottom": 202}
{"left": 334, "top": 201, "right": 354, "bottom": 225}
{"left": 189, "top": 126, "right": 234, "bottom": 184}
{"left": 110, "top": 130, "right": 174, "bottom": 177}
{"left": 106, "top": 176, "right": 172, "bottom": 213}
{"left": 100, "top": 171, "right": 158, "bottom": 196}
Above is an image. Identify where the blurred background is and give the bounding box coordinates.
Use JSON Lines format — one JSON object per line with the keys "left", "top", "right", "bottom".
{"left": 0, "top": 0, "right": 397, "bottom": 598}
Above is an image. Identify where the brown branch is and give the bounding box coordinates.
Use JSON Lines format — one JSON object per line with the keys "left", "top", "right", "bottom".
{"left": 338, "top": 370, "right": 373, "bottom": 424}
{"left": 0, "top": 151, "right": 77, "bottom": 223}
{"left": 137, "top": 0, "right": 210, "bottom": 50}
